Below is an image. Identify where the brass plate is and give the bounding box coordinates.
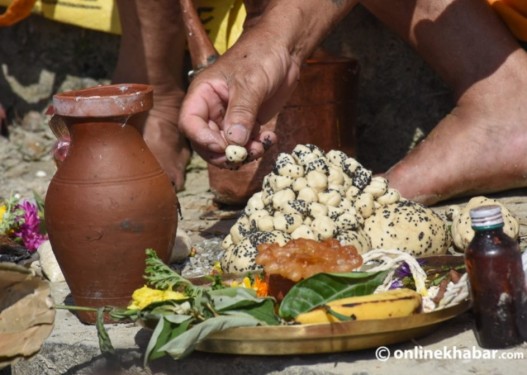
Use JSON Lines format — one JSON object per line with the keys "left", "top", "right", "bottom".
{"left": 196, "top": 299, "right": 470, "bottom": 355}
{"left": 196, "top": 255, "right": 469, "bottom": 355}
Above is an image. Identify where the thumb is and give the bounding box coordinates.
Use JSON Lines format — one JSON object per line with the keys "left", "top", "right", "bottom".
{"left": 224, "top": 122, "right": 252, "bottom": 146}
{"left": 223, "top": 86, "right": 262, "bottom": 146}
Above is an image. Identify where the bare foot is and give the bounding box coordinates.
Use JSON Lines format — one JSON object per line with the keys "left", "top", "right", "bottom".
{"left": 143, "top": 91, "right": 191, "bottom": 192}
{"left": 385, "top": 49, "right": 527, "bottom": 206}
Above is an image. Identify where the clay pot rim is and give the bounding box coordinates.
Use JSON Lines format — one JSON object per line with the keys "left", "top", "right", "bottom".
{"left": 52, "top": 83, "right": 153, "bottom": 118}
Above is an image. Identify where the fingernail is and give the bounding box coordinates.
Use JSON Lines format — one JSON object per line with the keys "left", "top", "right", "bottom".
{"left": 262, "top": 135, "right": 274, "bottom": 151}
{"left": 226, "top": 124, "right": 249, "bottom": 145}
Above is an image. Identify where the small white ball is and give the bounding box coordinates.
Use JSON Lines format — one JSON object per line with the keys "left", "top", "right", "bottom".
{"left": 225, "top": 145, "right": 248, "bottom": 163}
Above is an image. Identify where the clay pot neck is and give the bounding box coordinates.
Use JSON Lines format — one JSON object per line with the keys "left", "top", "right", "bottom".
{"left": 50, "top": 84, "right": 159, "bottom": 180}
{"left": 52, "top": 83, "right": 153, "bottom": 118}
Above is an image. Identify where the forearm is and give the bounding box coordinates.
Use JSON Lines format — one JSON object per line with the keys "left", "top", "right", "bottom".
{"left": 244, "top": 0, "right": 358, "bottom": 64}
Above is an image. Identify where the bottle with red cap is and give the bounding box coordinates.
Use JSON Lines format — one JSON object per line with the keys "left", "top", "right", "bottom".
{"left": 465, "top": 204, "right": 527, "bottom": 348}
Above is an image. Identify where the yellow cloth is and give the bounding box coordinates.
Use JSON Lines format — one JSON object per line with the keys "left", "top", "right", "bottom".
{"left": 196, "top": 0, "right": 246, "bottom": 54}
{"left": 488, "top": 0, "right": 527, "bottom": 41}
{"left": 2, "top": 0, "right": 526, "bottom": 44}
{"left": 0, "top": 0, "right": 246, "bottom": 54}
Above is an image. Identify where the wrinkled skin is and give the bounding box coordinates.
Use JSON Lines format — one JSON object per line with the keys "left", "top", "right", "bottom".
{"left": 179, "top": 0, "right": 527, "bottom": 205}
{"left": 179, "top": 0, "right": 357, "bottom": 167}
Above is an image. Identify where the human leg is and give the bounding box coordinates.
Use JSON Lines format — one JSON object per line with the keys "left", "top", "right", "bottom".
{"left": 114, "top": 0, "right": 190, "bottom": 191}
{"left": 361, "top": 0, "right": 527, "bottom": 205}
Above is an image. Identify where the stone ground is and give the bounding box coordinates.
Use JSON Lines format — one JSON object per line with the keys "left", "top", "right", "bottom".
{"left": 2, "top": 6, "right": 527, "bottom": 375}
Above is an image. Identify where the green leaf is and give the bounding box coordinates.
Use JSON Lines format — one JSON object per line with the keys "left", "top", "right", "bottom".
{"left": 222, "top": 298, "right": 280, "bottom": 325}
{"left": 326, "top": 306, "right": 355, "bottom": 321}
{"left": 279, "top": 270, "right": 389, "bottom": 320}
{"left": 145, "top": 315, "right": 193, "bottom": 364}
{"left": 108, "top": 307, "right": 141, "bottom": 321}
{"left": 209, "top": 287, "right": 261, "bottom": 310}
{"left": 208, "top": 288, "right": 280, "bottom": 324}
{"left": 33, "top": 190, "right": 47, "bottom": 234}
{"left": 144, "top": 249, "right": 200, "bottom": 295}
{"left": 95, "top": 308, "right": 115, "bottom": 356}
{"left": 159, "top": 315, "right": 262, "bottom": 360}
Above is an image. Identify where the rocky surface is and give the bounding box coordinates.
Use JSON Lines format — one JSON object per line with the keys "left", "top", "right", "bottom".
{"left": 0, "top": 111, "right": 55, "bottom": 200}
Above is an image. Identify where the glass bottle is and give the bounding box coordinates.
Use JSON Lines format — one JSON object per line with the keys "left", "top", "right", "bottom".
{"left": 465, "top": 204, "right": 527, "bottom": 348}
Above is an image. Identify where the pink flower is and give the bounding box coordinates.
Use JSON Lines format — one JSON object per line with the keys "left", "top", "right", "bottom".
{"left": 13, "top": 200, "right": 47, "bottom": 252}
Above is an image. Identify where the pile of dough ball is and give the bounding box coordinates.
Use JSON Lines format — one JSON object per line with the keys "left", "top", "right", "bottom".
{"left": 448, "top": 196, "right": 519, "bottom": 250}
{"left": 221, "top": 144, "right": 450, "bottom": 274}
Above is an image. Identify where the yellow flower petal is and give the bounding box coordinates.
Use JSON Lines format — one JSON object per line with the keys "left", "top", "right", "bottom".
{"left": 242, "top": 276, "right": 252, "bottom": 288}
{"left": 0, "top": 205, "right": 6, "bottom": 225}
{"left": 128, "top": 285, "right": 187, "bottom": 310}
{"left": 162, "top": 290, "right": 187, "bottom": 301}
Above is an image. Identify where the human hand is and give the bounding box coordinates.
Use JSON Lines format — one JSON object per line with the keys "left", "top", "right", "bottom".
{"left": 178, "top": 34, "right": 301, "bottom": 168}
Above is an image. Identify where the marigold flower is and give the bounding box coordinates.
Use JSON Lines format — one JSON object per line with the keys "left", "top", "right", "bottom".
{"left": 253, "top": 275, "right": 269, "bottom": 297}
{"left": 229, "top": 274, "right": 268, "bottom": 297}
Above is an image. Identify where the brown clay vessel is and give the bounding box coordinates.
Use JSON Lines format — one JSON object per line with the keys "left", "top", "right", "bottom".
{"left": 45, "top": 84, "right": 179, "bottom": 324}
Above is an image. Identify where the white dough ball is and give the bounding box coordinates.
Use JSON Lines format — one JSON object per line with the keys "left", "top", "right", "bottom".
{"left": 291, "top": 225, "right": 317, "bottom": 240}
{"left": 225, "top": 145, "right": 248, "bottom": 163}
{"left": 298, "top": 187, "right": 319, "bottom": 203}
{"left": 306, "top": 170, "right": 328, "bottom": 192}
{"left": 311, "top": 216, "right": 337, "bottom": 240}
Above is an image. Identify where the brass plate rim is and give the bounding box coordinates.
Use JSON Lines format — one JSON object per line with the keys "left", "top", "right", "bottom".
{"left": 195, "top": 254, "right": 468, "bottom": 355}
{"left": 196, "top": 299, "right": 470, "bottom": 355}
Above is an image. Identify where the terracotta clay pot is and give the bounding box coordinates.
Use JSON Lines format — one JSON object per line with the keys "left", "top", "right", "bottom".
{"left": 45, "top": 84, "right": 179, "bottom": 324}
{"left": 208, "top": 49, "right": 359, "bottom": 205}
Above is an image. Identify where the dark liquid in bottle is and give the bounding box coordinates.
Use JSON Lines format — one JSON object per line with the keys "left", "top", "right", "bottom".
{"left": 465, "top": 227, "right": 527, "bottom": 348}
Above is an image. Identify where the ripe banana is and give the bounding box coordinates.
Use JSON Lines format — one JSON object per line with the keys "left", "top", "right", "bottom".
{"left": 295, "top": 288, "right": 422, "bottom": 324}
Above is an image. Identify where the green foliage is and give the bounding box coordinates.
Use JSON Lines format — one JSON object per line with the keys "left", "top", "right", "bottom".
{"left": 158, "top": 315, "right": 262, "bottom": 360}
{"left": 95, "top": 308, "right": 115, "bottom": 356}
{"left": 96, "top": 251, "right": 399, "bottom": 363}
{"left": 145, "top": 315, "right": 193, "bottom": 363}
{"left": 32, "top": 190, "right": 47, "bottom": 234}
{"left": 279, "top": 270, "right": 389, "bottom": 320}
{"left": 0, "top": 195, "right": 24, "bottom": 234}
{"left": 124, "top": 250, "right": 281, "bottom": 362}
{"left": 144, "top": 249, "right": 195, "bottom": 291}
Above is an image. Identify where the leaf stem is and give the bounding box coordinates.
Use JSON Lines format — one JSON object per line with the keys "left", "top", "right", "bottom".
{"left": 54, "top": 304, "right": 100, "bottom": 312}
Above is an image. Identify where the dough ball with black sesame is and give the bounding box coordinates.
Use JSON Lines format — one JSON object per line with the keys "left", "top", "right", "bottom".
{"left": 363, "top": 200, "right": 450, "bottom": 257}
{"left": 221, "top": 230, "right": 291, "bottom": 273}
{"left": 225, "top": 145, "right": 248, "bottom": 163}
{"left": 449, "top": 196, "right": 519, "bottom": 250}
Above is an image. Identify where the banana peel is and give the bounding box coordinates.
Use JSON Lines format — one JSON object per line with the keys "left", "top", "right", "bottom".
{"left": 295, "top": 288, "right": 422, "bottom": 324}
